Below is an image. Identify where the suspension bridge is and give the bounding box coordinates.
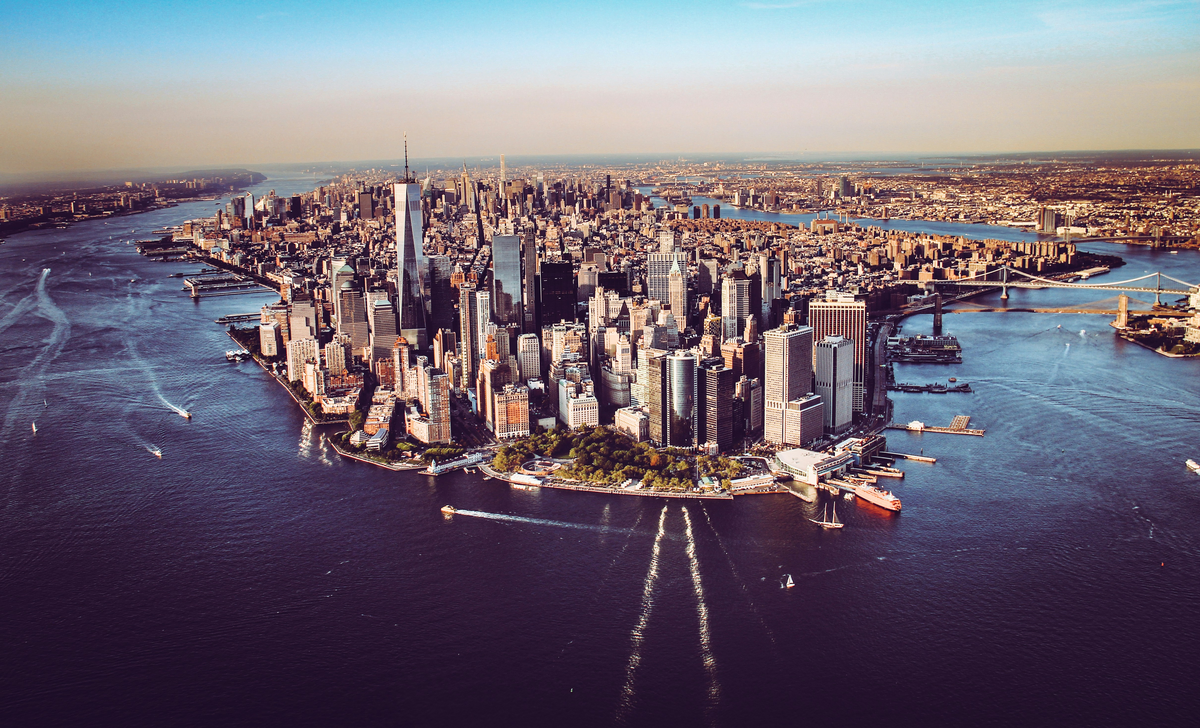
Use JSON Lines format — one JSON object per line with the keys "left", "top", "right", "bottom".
{"left": 933, "top": 264, "right": 1198, "bottom": 305}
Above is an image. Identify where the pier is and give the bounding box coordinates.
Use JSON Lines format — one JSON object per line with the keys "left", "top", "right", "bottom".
{"left": 888, "top": 381, "right": 972, "bottom": 393}
{"left": 184, "top": 273, "right": 271, "bottom": 298}
{"left": 215, "top": 313, "right": 262, "bottom": 324}
{"left": 882, "top": 451, "right": 938, "bottom": 464}
{"left": 886, "top": 415, "right": 985, "bottom": 437}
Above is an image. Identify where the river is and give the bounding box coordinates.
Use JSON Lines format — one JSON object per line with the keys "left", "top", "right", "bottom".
{"left": 1, "top": 176, "right": 1198, "bottom": 727}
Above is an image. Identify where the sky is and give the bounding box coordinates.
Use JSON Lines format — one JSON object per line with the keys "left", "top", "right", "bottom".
{"left": 1, "top": 0, "right": 1198, "bottom": 176}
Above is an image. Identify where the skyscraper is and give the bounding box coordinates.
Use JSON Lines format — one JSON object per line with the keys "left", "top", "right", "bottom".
{"left": 664, "top": 351, "right": 697, "bottom": 448}
{"left": 517, "top": 333, "right": 540, "bottom": 382}
{"left": 697, "top": 359, "right": 734, "bottom": 452}
{"left": 808, "top": 292, "right": 867, "bottom": 412}
{"left": 458, "top": 283, "right": 479, "bottom": 390}
{"left": 648, "top": 350, "right": 696, "bottom": 448}
{"left": 721, "top": 271, "right": 752, "bottom": 342}
{"left": 491, "top": 234, "right": 523, "bottom": 327}
{"left": 540, "top": 260, "right": 576, "bottom": 325}
{"left": 815, "top": 335, "right": 854, "bottom": 434}
{"left": 369, "top": 299, "right": 398, "bottom": 364}
{"left": 522, "top": 231, "right": 538, "bottom": 333}
{"left": 759, "top": 254, "right": 781, "bottom": 322}
{"left": 337, "top": 282, "right": 369, "bottom": 357}
{"left": 394, "top": 181, "right": 427, "bottom": 349}
{"left": 763, "top": 324, "right": 817, "bottom": 446}
{"left": 647, "top": 250, "right": 688, "bottom": 306}
{"left": 668, "top": 259, "right": 687, "bottom": 329}
{"left": 427, "top": 255, "right": 456, "bottom": 334}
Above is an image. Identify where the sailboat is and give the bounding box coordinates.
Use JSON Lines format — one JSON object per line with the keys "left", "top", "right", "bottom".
{"left": 809, "top": 501, "right": 845, "bottom": 530}
{"left": 31, "top": 422, "right": 37, "bottom": 434}
{"left": 781, "top": 574, "right": 795, "bottom": 589}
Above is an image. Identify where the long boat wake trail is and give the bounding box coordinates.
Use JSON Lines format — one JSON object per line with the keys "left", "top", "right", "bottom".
{"left": 616, "top": 505, "right": 668, "bottom": 720}
{"left": 449, "top": 509, "right": 643, "bottom": 537}
{"left": 682, "top": 506, "right": 721, "bottom": 719}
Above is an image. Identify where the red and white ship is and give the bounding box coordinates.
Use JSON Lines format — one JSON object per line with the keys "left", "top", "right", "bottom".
{"left": 850, "top": 483, "right": 902, "bottom": 512}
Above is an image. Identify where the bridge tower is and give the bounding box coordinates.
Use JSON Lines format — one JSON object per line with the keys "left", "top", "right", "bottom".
{"left": 1116, "top": 294, "right": 1129, "bottom": 330}
{"left": 933, "top": 294, "right": 943, "bottom": 335}
{"left": 1000, "top": 266, "right": 1009, "bottom": 300}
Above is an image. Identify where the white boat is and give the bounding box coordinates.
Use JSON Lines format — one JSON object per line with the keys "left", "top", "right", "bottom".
{"left": 809, "top": 502, "right": 845, "bottom": 530}
{"left": 1187, "top": 459, "right": 1200, "bottom": 474}
{"left": 440, "top": 505, "right": 457, "bottom": 515}
{"left": 782, "top": 574, "right": 795, "bottom": 589}
{"left": 31, "top": 422, "right": 37, "bottom": 434}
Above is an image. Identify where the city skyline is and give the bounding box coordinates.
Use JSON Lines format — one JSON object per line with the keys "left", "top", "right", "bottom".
{"left": 2, "top": 0, "right": 1198, "bottom": 175}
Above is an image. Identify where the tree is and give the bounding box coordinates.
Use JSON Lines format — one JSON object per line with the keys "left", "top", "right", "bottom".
{"left": 348, "top": 410, "right": 365, "bottom": 432}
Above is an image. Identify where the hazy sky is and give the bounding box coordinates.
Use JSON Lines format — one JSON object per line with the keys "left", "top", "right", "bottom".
{"left": 2, "top": 0, "right": 1198, "bottom": 175}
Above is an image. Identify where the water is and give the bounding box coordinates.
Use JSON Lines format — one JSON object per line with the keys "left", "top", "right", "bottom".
{"left": 635, "top": 187, "right": 1053, "bottom": 243}
{"left": 2, "top": 179, "right": 1199, "bottom": 726}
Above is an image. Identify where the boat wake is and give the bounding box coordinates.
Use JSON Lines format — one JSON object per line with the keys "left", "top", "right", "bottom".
{"left": 617, "top": 505, "right": 669, "bottom": 719}
{"left": 682, "top": 506, "right": 721, "bottom": 713}
{"left": 0, "top": 269, "right": 72, "bottom": 465}
{"left": 448, "top": 508, "right": 640, "bottom": 537}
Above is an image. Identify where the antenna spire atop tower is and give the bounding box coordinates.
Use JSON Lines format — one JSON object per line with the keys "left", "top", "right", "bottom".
{"left": 403, "top": 134, "right": 411, "bottom": 182}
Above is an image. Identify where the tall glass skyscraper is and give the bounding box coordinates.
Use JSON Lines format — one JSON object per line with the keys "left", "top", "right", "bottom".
{"left": 539, "top": 260, "right": 576, "bottom": 326}
{"left": 394, "top": 182, "right": 427, "bottom": 349}
{"left": 665, "top": 351, "right": 696, "bottom": 448}
{"left": 491, "top": 234, "right": 523, "bottom": 327}
{"left": 427, "top": 255, "right": 455, "bottom": 334}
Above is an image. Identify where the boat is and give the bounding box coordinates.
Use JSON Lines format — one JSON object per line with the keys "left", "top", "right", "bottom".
{"left": 809, "top": 502, "right": 845, "bottom": 530}
{"left": 948, "top": 377, "right": 957, "bottom": 383}
{"left": 181, "top": 411, "right": 192, "bottom": 420}
{"left": 31, "top": 422, "right": 37, "bottom": 434}
{"left": 850, "top": 483, "right": 902, "bottom": 512}
{"left": 781, "top": 574, "right": 795, "bottom": 589}
{"left": 440, "top": 505, "right": 457, "bottom": 515}
{"left": 843, "top": 491, "right": 855, "bottom": 502}
{"left": 1187, "top": 459, "right": 1200, "bottom": 474}
{"left": 154, "top": 450, "right": 162, "bottom": 459}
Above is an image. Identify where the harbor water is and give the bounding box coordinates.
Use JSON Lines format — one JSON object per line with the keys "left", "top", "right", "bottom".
{"left": 1, "top": 178, "right": 1198, "bottom": 726}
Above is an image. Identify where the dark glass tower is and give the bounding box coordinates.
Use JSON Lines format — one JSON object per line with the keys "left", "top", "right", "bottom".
{"left": 490, "top": 234, "right": 523, "bottom": 327}
{"left": 539, "top": 260, "right": 576, "bottom": 326}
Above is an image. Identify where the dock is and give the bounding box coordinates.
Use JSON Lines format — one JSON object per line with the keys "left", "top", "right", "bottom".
{"left": 882, "top": 451, "right": 938, "bottom": 464}
{"left": 886, "top": 415, "right": 985, "bottom": 437}
{"left": 185, "top": 273, "right": 271, "bottom": 298}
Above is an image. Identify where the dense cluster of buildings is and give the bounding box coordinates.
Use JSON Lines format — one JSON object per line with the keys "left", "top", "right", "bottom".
{"left": 163, "top": 155, "right": 1195, "bottom": 454}
{"left": 0, "top": 170, "right": 264, "bottom": 237}
{"left": 645, "top": 158, "right": 1200, "bottom": 241}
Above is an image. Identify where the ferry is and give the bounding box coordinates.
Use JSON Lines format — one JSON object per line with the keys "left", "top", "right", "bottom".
{"left": 849, "top": 483, "right": 902, "bottom": 512}
{"left": 440, "top": 505, "right": 457, "bottom": 515}
{"left": 1187, "top": 459, "right": 1200, "bottom": 474}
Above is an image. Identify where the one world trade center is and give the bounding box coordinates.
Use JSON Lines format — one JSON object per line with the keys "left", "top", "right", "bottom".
{"left": 395, "top": 180, "right": 428, "bottom": 350}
